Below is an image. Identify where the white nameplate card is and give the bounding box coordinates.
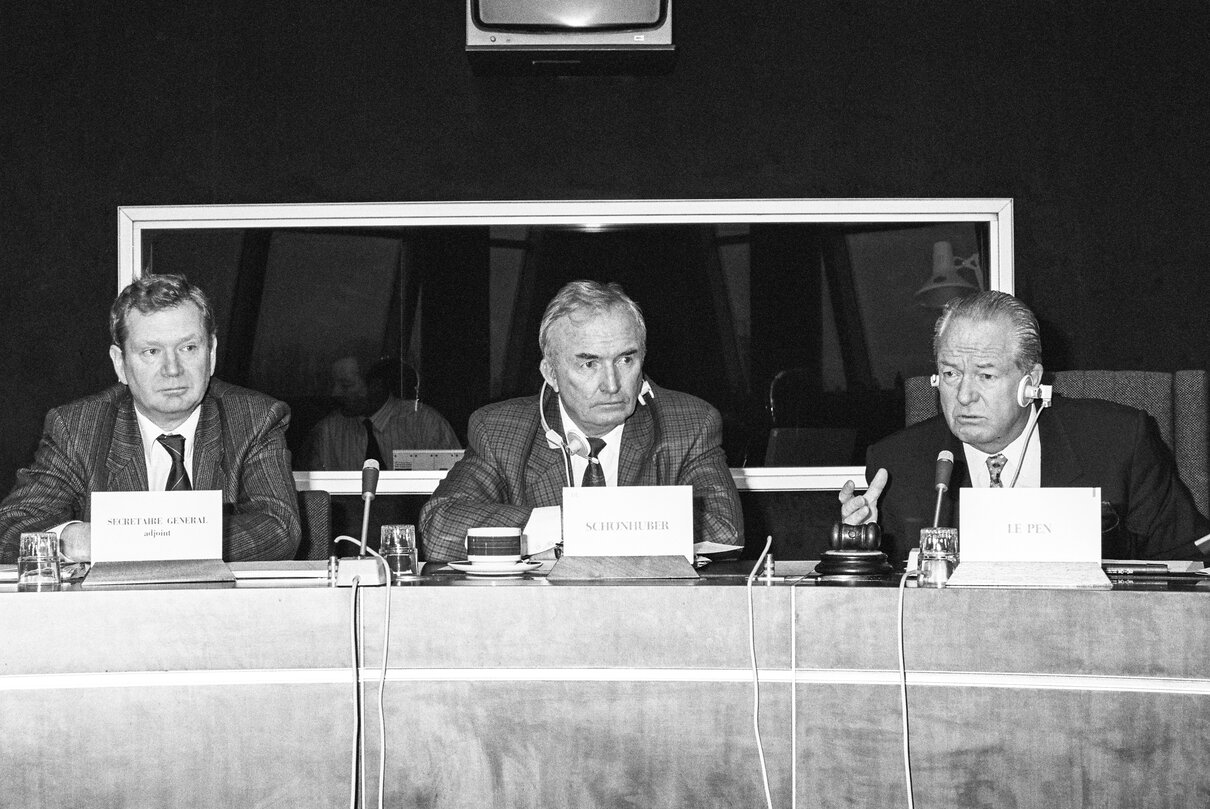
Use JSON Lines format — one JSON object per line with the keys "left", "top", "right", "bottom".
{"left": 958, "top": 486, "right": 1101, "bottom": 561}
{"left": 951, "top": 487, "right": 1109, "bottom": 588}
{"left": 561, "top": 485, "right": 693, "bottom": 562}
{"left": 90, "top": 490, "right": 223, "bottom": 562}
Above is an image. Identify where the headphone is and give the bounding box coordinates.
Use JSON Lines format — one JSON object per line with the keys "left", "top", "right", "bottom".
{"left": 539, "top": 377, "right": 654, "bottom": 486}
{"left": 929, "top": 373, "right": 1053, "bottom": 408}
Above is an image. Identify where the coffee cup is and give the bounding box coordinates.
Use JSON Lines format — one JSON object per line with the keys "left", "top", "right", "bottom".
{"left": 465, "top": 527, "right": 522, "bottom": 564}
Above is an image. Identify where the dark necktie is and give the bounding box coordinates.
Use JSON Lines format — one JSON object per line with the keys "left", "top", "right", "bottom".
{"left": 156, "top": 433, "right": 191, "bottom": 491}
{"left": 987, "top": 453, "right": 1008, "bottom": 488}
{"left": 581, "top": 437, "right": 607, "bottom": 487}
{"left": 363, "top": 418, "right": 384, "bottom": 465}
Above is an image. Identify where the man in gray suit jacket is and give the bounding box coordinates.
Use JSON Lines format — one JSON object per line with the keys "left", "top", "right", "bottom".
{"left": 420, "top": 280, "right": 743, "bottom": 562}
{"left": 0, "top": 274, "right": 300, "bottom": 563}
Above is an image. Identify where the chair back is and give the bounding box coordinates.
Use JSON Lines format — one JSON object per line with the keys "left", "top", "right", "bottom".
{"left": 902, "top": 370, "right": 1210, "bottom": 519}
{"left": 904, "top": 374, "right": 939, "bottom": 427}
{"left": 295, "top": 489, "right": 333, "bottom": 560}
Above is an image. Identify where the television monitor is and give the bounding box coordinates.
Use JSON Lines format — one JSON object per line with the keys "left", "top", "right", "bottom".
{"left": 466, "top": 0, "right": 674, "bottom": 75}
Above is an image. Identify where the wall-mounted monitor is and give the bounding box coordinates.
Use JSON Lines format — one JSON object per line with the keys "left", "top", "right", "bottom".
{"left": 466, "top": 0, "right": 674, "bottom": 75}
{"left": 117, "top": 198, "right": 1014, "bottom": 497}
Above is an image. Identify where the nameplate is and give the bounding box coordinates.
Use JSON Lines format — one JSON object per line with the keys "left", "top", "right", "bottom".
{"left": 90, "top": 490, "right": 223, "bottom": 562}
{"left": 959, "top": 487, "right": 1101, "bottom": 562}
{"left": 561, "top": 485, "right": 693, "bottom": 562}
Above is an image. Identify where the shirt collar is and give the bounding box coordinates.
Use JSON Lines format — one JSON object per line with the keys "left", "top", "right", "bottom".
{"left": 962, "top": 414, "right": 1042, "bottom": 488}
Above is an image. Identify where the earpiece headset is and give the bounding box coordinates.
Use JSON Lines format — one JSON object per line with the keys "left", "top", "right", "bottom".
{"left": 539, "top": 377, "right": 655, "bottom": 487}
{"left": 928, "top": 372, "right": 1053, "bottom": 409}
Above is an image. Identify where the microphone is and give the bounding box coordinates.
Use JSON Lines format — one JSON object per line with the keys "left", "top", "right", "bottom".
{"left": 932, "top": 450, "right": 954, "bottom": 528}
{"left": 358, "top": 459, "right": 380, "bottom": 555}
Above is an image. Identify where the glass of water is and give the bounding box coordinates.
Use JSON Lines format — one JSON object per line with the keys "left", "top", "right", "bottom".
{"left": 17, "top": 532, "right": 62, "bottom": 592}
{"left": 917, "top": 527, "right": 959, "bottom": 588}
{"left": 380, "top": 524, "right": 420, "bottom": 584}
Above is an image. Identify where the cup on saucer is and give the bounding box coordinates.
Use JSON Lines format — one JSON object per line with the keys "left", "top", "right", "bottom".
{"left": 465, "top": 527, "right": 523, "bottom": 566}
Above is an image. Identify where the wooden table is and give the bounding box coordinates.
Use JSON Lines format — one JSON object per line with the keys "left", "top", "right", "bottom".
{"left": 2, "top": 571, "right": 1208, "bottom": 807}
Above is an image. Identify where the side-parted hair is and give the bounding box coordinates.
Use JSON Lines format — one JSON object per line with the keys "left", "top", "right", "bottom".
{"left": 110, "top": 273, "right": 216, "bottom": 349}
{"left": 933, "top": 290, "right": 1042, "bottom": 372}
{"left": 538, "top": 280, "right": 647, "bottom": 362}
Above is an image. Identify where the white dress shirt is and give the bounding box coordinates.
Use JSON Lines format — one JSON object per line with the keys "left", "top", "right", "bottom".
{"left": 557, "top": 398, "right": 625, "bottom": 487}
{"left": 134, "top": 406, "right": 202, "bottom": 491}
{"left": 963, "top": 417, "right": 1042, "bottom": 488}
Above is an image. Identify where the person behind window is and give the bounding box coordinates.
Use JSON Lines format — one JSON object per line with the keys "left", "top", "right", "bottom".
{"left": 304, "top": 355, "right": 460, "bottom": 471}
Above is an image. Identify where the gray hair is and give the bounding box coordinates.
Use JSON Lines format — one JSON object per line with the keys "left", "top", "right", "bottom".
{"left": 110, "top": 273, "right": 216, "bottom": 349}
{"left": 933, "top": 290, "right": 1041, "bottom": 372}
{"left": 538, "top": 280, "right": 647, "bottom": 362}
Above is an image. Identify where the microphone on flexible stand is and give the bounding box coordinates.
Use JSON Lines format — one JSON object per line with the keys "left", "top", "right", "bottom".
{"left": 932, "top": 450, "right": 954, "bottom": 528}
{"left": 918, "top": 450, "right": 958, "bottom": 587}
{"left": 334, "top": 459, "right": 387, "bottom": 586}
{"left": 358, "top": 458, "right": 380, "bottom": 555}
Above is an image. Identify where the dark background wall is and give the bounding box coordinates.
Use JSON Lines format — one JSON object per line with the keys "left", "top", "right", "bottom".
{"left": 3, "top": 1, "right": 1209, "bottom": 495}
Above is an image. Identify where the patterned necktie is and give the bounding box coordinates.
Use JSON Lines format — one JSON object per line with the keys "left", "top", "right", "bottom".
{"left": 157, "top": 433, "right": 191, "bottom": 491}
{"left": 363, "top": 418, "right": 384, "bottom": 465}
{"left": 581, "top": 437, "right": 607, "bottom": 487}
{"left": 987, "top": 453, "right": 1008, "bottom": 488}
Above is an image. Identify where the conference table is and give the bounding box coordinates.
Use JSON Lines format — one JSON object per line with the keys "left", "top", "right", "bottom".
{"left": 2, "top": 563, "right": 1208, "bottom": 807}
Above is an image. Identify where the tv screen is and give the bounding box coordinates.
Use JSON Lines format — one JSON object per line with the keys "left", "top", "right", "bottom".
{"left": 467, "top": 0, "right": 674, "bottom": 74}
{"left": 474, "top": 0, "right": 666, "bottom": 31}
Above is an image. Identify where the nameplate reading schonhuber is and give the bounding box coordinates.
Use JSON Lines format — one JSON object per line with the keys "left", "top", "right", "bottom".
{"left": 90, "top": 490, "right": 224, "bottom": 562}
{"left": 561, "top": 485, "right": 693, "bottom": 562}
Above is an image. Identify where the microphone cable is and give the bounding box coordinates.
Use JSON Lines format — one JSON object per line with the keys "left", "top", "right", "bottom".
{"left": 1007, "top": 402, "right": 1044, "bottom": 489}
{"left": 746, "top": 535, "right": 775, "bottom": 809}
{"left": 896, "top": 552, "right": 919, "bottom": 809}
{"left": 346, "top": 574, "right": 362, "bottom": 809}
{"left": 336, "top": 537, "right": 393, "bottom": 809}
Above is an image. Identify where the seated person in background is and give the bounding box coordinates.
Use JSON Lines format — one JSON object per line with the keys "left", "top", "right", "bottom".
{"left": 420, "top": 279, "right": 743, "bottom": 561}
{"left": 304, "top": 355, "right": 460, "bottom": 471}
{"left": 839, "top": 290, "right": 1210, "bottom": 565}
{"left": 0, "top": 273, "right": 300, "bottom": 563}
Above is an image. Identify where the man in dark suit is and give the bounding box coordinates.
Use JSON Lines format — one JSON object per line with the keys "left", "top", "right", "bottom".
{"left": 0, "top": 274, "right": 300, "bottom": 563}
{"left": 839, "top": 290, "right": 1209, "bottom": 564}
{"left": 420, "top": 280, "right": 743, "bottom": 562}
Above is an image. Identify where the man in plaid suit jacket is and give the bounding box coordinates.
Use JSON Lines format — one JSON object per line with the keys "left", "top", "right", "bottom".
{"left": 0, "top": 274, "right": 299, "bottom": 563}
{"left": 420, "top": 280, "right": 743, "bottom": 562}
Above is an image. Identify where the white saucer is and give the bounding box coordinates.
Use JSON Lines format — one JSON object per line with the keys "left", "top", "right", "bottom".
{"left": 448, "top": 560, "right": 540, "bottom": 577}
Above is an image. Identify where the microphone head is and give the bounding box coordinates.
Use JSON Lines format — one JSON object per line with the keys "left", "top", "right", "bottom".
{"left": 934, "top": 450, "right": 954, "bottom": 491}
{"left": 362, "top": 458, "right": 380, "bottom": 497}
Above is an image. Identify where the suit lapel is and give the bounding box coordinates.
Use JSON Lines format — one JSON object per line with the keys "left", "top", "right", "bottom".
{"left": 618, "top": 402, "right": 655, "bottom": 486}
{"left": 936, "top": 427, "right": 967, "bottom": 527}
{"left": 106, "top": 393, "right": 149, "bottom": 491}
{"left": 193, "top": 394, "right": 224, "bottom": 491}
{"left": 1038, "top": 410, "right": 1082, "bottom": 486}
{"left": 526, "top": 396, "right": 573, "bottom": 504}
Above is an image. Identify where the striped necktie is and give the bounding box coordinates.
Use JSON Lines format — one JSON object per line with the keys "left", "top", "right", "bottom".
{"left": 156, "top": 433, "right": 191, "bottom": 491}
{"left": 581, "top": 437, "right": 607, "bottom": 487}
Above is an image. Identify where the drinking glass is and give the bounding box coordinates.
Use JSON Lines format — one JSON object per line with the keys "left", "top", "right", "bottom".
{"left": 918, "top": 527, "right": 958, "bottom": 588}
{"left": 17, "top": 532, "right": 61, "bottom": 592}
{"left": 380, "top": 524, "right": 420, "bottom": 583}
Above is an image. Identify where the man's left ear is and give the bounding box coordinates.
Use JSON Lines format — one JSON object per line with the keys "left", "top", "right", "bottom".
{"left": 109, "top": 344, "right": 127, "bottom": 385}
{"left": 209, "top": 335, "right": 218, "bottom": 376}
